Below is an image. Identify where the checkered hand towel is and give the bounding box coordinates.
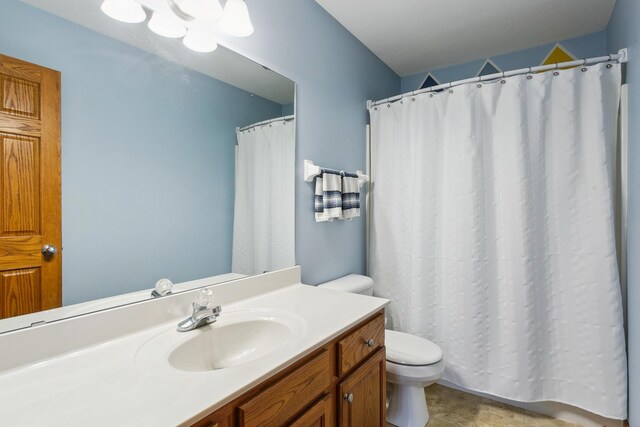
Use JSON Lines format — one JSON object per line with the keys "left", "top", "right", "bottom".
{"left": 314, "top": 171, "right": 342, "bottom": 222}
{"left": 341, "top": 172, "right": 360, "bottom": 219}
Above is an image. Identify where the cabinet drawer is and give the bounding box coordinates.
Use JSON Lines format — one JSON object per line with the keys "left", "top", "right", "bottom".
{"left": 288, "top": 394, "right": 332, "bottom": 427}
{"left": 239, "top": 349, "right": 331, "bottom": 427}
{"left": 337, "top": 313, "right": 384, "bottom": 376}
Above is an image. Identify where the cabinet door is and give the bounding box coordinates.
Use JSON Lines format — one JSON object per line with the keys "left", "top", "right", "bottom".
{"left": 339, "top": 348, "right": 386, "bottom": 427}
{"left": 289, "top": 394, "right": 333, "bottom": 427}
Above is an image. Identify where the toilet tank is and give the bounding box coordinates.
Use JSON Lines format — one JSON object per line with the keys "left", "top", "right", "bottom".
{"left": 317, "top": 274, "right": 375, "bottom": 296}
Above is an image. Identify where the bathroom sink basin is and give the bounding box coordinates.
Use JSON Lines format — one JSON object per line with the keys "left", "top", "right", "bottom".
{"left": 170, "top": 318, "right": 293, "bottom": 371}
{"left": 136, "top": 309, "right": 306, "bottom": 373}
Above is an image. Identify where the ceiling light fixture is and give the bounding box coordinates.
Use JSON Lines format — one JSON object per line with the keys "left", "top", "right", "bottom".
{"left": 148, "top": 11, "right": 188, "bottom": 38}
{"left": 100, "top": 0, "right": 147, "bottom": 23}
{"left": 219, "top": 0, "right": 254, "bottom": 37}
{"left": 172, "top": 0, "right": 223, "bottom": 21}
{"left": 100, "top": 0, "right": 254, "bottom": 55}
{"left": 183, "top": 28, "right": 219, "bottom": 52}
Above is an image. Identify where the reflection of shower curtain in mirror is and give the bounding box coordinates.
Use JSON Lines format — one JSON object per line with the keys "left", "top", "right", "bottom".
{"left": 232, "top": 118, "right": 295, "bottom": 275}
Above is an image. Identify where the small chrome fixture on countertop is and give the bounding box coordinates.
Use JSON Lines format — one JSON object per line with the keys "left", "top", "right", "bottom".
{"left": 151, "top": 278, "right": 174, "bottom": 298}
{"left": 177, "top": 288, "right": 222, "bottom": 332}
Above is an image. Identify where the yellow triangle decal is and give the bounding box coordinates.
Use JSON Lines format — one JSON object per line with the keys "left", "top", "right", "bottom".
{"left": 541, "top": 44, "right": 577, "bottom": 70}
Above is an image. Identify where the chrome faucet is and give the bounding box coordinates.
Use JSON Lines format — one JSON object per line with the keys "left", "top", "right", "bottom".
{"left": 151, "top": 278, "right": 173, "bottom": 298}
{"left": 177, "top": 288, "right": 222, "bottom": 332}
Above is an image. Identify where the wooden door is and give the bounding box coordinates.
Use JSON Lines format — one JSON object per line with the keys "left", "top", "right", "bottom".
{"left": 339, "top": 348, "right": 386, "bottom": 427}
{"left": 0, "top": 53, "right": 61, "bottom": 319}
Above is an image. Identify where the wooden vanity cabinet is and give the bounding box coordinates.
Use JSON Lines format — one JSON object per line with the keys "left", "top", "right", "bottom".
{"left": 191, "top": 311, "right": 386, "bottom": 427}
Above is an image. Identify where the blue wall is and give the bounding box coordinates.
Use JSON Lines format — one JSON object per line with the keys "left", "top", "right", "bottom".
{"left": 0, "top": 0, "right": 283, "bottom": 304}
{"left": 214, "top": 0, "right": 400, "bottom": 285}
{"left": 401, "top": 32, "right": 608, "bottom": 93}
{"left": 282, "top": 103, "right": 295, "bottom": 116}
{"left": 608, "top": 0, "right": 640, "bottom": 422}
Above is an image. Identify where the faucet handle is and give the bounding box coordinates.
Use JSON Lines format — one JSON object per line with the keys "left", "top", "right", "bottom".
{"left": 195, "top": 288, "right": 214, "bottom": 309}
{"left": 151, "top": 278, "right": 173, "bottom": 298}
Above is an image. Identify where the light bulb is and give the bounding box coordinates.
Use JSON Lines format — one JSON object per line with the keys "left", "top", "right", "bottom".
{"left": 177, "top": 0, "right": 223, "bottom": 21}
{"left": 219, "top": 0, "right": 254, "bottom": 37}
{"left": 101, "top": 0, "right": 146, "bottom": 23}
{"left": 148, "top": 11, "right": 187, "bottom": 38}
{"left": 183, "top": 28, "right": 218, "bottom": 52}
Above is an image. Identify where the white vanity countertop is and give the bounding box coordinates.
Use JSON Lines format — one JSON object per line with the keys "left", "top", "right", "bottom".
{"left": 0, "top": 283, "right": 388, "bottom": 426}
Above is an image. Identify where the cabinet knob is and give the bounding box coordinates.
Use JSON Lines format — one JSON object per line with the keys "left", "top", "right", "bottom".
{"left": 365, "top": 338, "right": 375, "bottom": 347}
{"left": 343, "top": 393, "right": 354, "bottom": 403}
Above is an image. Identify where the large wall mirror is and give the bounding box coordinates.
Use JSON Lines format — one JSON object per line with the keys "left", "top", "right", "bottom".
{"left": 0, "top": 0, "right": 296, "bottom": 333}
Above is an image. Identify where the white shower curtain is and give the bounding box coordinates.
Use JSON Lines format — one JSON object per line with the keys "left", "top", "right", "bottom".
{"left": 232, "top": 118, "right": 295, "bottom": 275}
{"left": 369, "top": 63, "right": 627, "bottom": 419}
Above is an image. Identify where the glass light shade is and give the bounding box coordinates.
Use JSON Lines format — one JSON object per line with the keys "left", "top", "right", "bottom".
{"left": 219, "top": 0, "right": 254, "bottom": 37}
{"left": 148, "top": 11, "right": 187, "bottom": 38}
{"left": 183, "top": 29, "right": 218, "bottom": 53}
{"left": 101, "top": 0, "right": 146, "bottom": 24}
{"left": 178, "top": 0, "right": 223, "bottom": 21}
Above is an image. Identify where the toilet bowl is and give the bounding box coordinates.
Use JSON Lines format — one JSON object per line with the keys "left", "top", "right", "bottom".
{"left": 385, "top": 329, "right": 444, "bottom": 427}
{"left": 318, "top": 274, "right": 445, "bottom": 427}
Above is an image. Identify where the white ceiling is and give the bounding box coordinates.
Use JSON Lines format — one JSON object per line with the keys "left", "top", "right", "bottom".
{"left": 315, "top": 0, "right": 617, "bottom": 77}
{"left": 21, "top": 0, "right": 295, "bottom": 104}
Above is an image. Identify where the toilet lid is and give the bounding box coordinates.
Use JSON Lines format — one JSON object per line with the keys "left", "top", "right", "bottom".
{"left": 385, "top": 330, "right": 443, "bottom": 366}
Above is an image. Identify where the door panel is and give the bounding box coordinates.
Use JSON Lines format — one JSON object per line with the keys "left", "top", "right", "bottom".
{"left": 339, "top": 348, "right": 386, "bottom": 427}
{"left": 1, "top": 74, "right": 41, "bottom": 119}
{"left": 0, "top": 268, "right": 41, "bottom": 318}
{"left": 0, "top": 53, "right": 61, "bottom": 319}
{"left": 2, "top": 134, "right": 40, "bottom": 235}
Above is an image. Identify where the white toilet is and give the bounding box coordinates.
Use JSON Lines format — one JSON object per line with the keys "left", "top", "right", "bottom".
{"left": 319, "top": 274, "right": 444, "bottom": 427}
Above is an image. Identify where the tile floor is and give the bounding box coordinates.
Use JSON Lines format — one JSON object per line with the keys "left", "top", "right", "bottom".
{"left": 387, "top": 384, "right": 581, "bottom": 427}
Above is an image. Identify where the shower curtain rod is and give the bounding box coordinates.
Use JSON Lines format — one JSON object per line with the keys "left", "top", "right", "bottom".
{"left": 367, "top": 48, "right": 628, "bottom": 109}
{"left": 237, "top": 115, "right": 295, "bottom": 133}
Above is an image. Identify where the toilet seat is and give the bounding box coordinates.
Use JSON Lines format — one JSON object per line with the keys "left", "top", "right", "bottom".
{"left": 385, "top": 330, "right": 443, "bottom": 366}
{"left": 385, "top": 330, "right": 445, "bottom": 386}
{"left": 386, "top": 358, "right": 445, "bottom": 385}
